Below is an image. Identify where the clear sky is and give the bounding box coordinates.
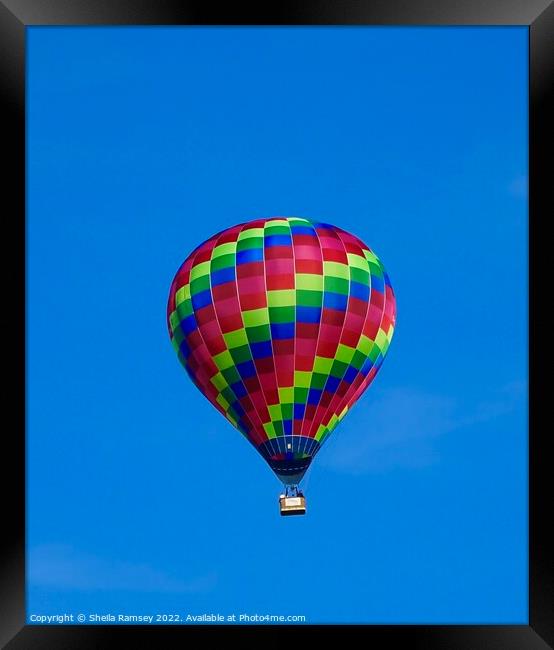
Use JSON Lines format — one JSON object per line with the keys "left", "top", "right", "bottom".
{"left": 27, "top": 26, "right": 528, "bottom": 624}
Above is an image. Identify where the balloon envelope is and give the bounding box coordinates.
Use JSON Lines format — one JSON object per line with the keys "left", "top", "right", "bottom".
{"left": 167, "top": 217, "right": 396, "bottom": 484}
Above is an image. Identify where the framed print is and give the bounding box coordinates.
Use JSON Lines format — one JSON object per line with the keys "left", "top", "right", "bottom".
{"left": 1, "top": 1, "right": 552, "bottom": 647}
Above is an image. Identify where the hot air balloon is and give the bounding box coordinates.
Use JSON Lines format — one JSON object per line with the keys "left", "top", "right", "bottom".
{"left": 167, "top": 217, "right": 396, "bottom": 515}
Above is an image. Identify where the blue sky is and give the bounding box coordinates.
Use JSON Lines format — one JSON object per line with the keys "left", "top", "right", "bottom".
{"left": 27, "top": 26, "right": 528, "bottom": 624}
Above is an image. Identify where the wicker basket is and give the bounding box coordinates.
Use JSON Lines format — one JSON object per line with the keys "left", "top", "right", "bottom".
{"left": 279, "top": 495, "right": 307, "bottom": 516}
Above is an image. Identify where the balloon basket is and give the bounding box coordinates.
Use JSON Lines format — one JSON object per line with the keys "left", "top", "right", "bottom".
{"left": 279, "top": 495, "right": 307, "bottom": 516}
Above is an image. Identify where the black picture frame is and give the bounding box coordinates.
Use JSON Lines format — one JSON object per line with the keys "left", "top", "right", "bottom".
{"left": 1, "top": 1, "right": 551, "bottom": 647}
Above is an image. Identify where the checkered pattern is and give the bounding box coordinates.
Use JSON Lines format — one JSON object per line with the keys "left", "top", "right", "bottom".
{"left": 167, "top": 217, "right": 396, "bottom": 482}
